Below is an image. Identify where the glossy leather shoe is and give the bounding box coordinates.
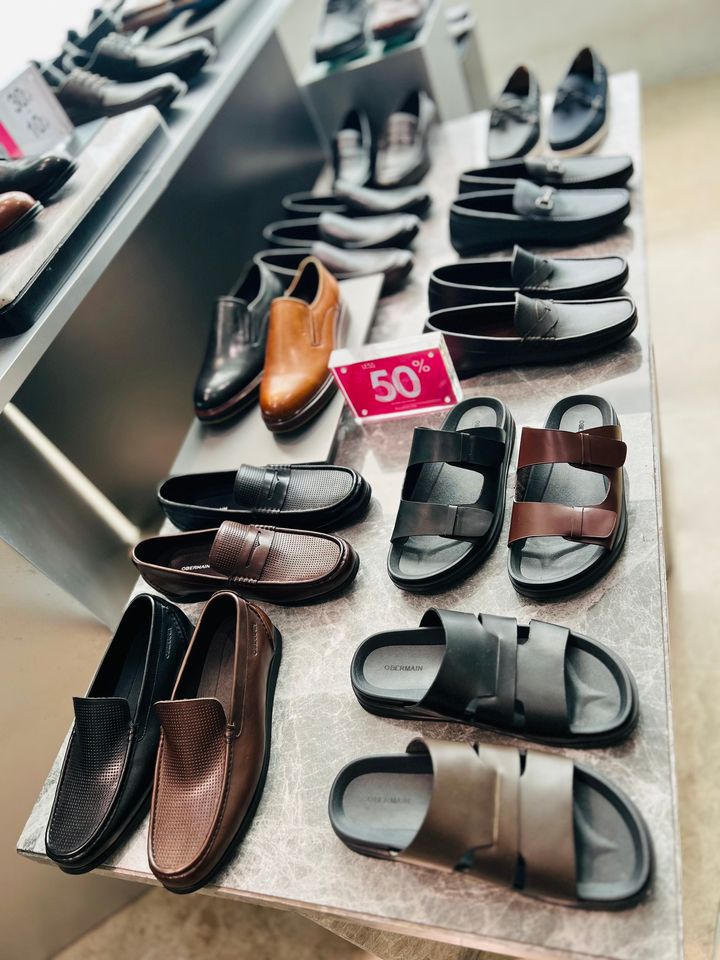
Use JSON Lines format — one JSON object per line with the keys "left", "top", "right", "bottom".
{"left": 194, "top": 261, "right": 283, "bottom": 423}
{"left": 63, "top": 32, "right": 216, "bottom": 83}
{"left": 149, "top": 592, "right": 281, "bottom": 894}
{"left": 314, "top": 0, "right": 368, "bottom": 62}
{"left": 488, "top": 65, "right": 540, "bottom": 161}
{"left": 370, "top": 0, "right": 428, "bottom": 41}
{"left": 459, "top": 154, "right": 634, "bottom": 193}
{"left": 374, "top": 90, "right": 435, "bottom": 188}
{"left": 0, "top": 156, "right": 76, "bottom": 203}
{"left": 255, "top": 243, "right": 413, "bottom": 295}
{"left": 133, "top": 520, "right": 360, "bottom": 604}
{"left": 282, "top": 180, "right": 431, "bottom": 219}
{"left": 121, "top": 0, "right": 223, "bottom": 32}
{"left": 263, "top": 211, "right": 419, "bottom": 250}
{"left": 0, "top": 191, "right": 42, "bottom": 247}
{"left": 53, "top": 68, "right": 186, "bottom": 126}
{"left": 45, "top": 595, "right": 191, "bottom": 873}
{"left": 550, "top": 47, "right": 609, "bottom": 155}
{"left": 333, "top": 108, "right": 374, "bottom": 186}
{"left": 260, "top": 257, "right": 347, "bottom": 433}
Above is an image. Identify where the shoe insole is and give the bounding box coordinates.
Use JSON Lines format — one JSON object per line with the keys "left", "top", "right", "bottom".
{"left": 163, "top": 473, "right": 235, "bottom": 509}
{"left": 353, "top": 628, "right": 625, "bottom": 735}
{"left": 93, "top": 600, "right": 151, "bottom": 715}
{"left": 331, "top": 755, "right": 649, "bottom": 904}
{"left": 391, "top": 402, "right": 500, "bottom": 579}
{"left": 196, "top": 619, "right": 236, "bottom": 714}
{"left": 511, "top": 398, "right": 611, "bottom": 585}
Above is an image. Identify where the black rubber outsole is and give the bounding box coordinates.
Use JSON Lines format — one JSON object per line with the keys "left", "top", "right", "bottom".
{"left": 34, "top": 161, "right": 78, "bottom": 203}
{"left": 0, "top": 201, "right": 42, "bottom": 248}
{"left": 160, "top": 627, "right": 283, "bottom": 895}
{"left": 388, "top": 413, "right": 516, "bottom": 594}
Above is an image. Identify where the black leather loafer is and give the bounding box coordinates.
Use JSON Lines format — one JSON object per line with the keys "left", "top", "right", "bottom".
{"left": 45, "top": 595, "right": 191, "bottom": 874}
{"left": 263, "top": 211, "right": 420, "bottom": 250}
{"left": 374, "top": 90, "right": 435, "bottom": 189}
{"left": 426, "top": 293, "right": 637, "bottom": 376}
{"left": 63, "top": 31, "right": 216, "bottom": 82}
{"left": 52, "top": 67, "right": 186, "bottom": 125}
{"left": 194, "top": 260, "right": 283, "bottom": 423}
{"left": 314, "top": 0, "right": 369, "bottom": 62}
{"left": 333, "top": 107, "right": 374, "bottom": 186}
{"left": 159, "top": 463, "right": 372, "bottom": 531}
{"left": 449, "top": 179, "right": 630, "bottom": 255}
{"left": 459, "top": 154, "right": 634, "bottom": 193}
{"left": 282, "top": 181, "right": 431, "bottom": 218}
{"left": 0, "top": 155, "right": 77, "bottom": 203}
{"left": 488, "top": 65, "right": 540, "bottom": 161}
{"left": 429, "top": 245, "right": 628, "bottom": 311}
{"left": 255, "top": 244, "right": 413, "bottom": 295}
{"left": 550, "top": 47, "right": 609, "bottom": 155}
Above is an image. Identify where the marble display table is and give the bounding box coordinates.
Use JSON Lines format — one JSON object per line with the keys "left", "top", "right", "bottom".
{"left": 18, "top": 72, "right": 683, "bottom": 960}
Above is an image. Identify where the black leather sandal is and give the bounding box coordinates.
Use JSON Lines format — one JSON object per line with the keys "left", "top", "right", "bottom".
{"left": 351, "top": 608, "right": 638, "bottom": 746}
{"left": 387, "top": 398, "right": 514, "bottom": 592}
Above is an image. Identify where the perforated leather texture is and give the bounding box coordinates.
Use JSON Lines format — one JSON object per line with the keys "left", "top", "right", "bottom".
{"left": 262, "top": 531, "right": 341, "bottom": 581}
{"left": 283, "top": 468, "right": 353, "bottom": 509}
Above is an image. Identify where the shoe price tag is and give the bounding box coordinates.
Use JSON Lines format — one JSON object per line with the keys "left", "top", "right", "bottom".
{"left": 0, "top": 64, "right": 74, "bottom": 159}
{"left": 329, "top": 332, "right": 463, "bottom": 422}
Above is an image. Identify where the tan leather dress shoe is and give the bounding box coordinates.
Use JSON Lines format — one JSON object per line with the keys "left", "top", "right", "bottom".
{"left": 260, "top": 256, "right": 347, "bottom": 433}
{"left": 0, "top": 190, "right": 42, "bottom": 246}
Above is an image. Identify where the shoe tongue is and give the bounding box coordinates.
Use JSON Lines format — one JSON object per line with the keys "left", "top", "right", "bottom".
{"left": 510, "top": 245, "right": 554, "bottom": 288}
{"left": 72, "top": 696, "right": 132, "bottom": 743}
{"left": 208, "top": 521, "right": 274, "bottom": 578}
{"left": 512, "top": 178, "right": 549, "bottom": 216}
{"left": 155, "top": 698, "right": 227, "bottom": 744}
{"left": 513, "top": 293, "right": 558, "bottom": 338}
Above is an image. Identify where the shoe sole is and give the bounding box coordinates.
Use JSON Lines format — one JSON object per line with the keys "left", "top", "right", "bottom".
{"left": 549, "top": 109, "right": 611, "bottom": 157}
{"left": 0, "top": 201, "right": 42, "bottom": 248}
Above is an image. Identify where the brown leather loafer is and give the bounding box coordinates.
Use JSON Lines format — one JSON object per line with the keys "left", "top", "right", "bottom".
{"left": 259, "top": 256, "right": 348, "bottom": 433}
{"left": 148, "top": 592, "right": 281, "bottom": 893}
{"left": 0, "top": 190, "right": 42, "bottom": 247}
{"left": 132, "top": 519, "right": 359, "bottom": 604}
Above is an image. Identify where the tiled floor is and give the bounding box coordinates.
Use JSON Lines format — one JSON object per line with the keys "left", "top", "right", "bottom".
{"left": 54, "top": 72, "right": 720, "bottom": 960}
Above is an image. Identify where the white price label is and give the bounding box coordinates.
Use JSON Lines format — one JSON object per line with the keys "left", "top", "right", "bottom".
{"left": 0, "top": 64, "right": 73, "bottom": 159}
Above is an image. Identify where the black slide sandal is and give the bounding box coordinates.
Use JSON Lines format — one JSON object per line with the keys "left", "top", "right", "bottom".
{"left": 387, "top": 398, "right": 515, "bottom": 593}
{"left": 351, "top": 608, "right": 638, "bottom": 746}
{"left": 508, "top": 394, "right": 628, "bottom": 599}
{"left": 329, "top": 737, "right": 652, "bottom": 910}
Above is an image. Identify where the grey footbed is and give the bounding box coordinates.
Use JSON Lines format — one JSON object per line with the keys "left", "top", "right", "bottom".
{"left": 351, "top": 623, "right": 634, "bottom": 739}
{"left": 388, "top": 398, "right": 509, "bottom": 586}
{"left": 329, "top": 752, "right": 651, "bottom": 906}
{"left": 508, "top": 395, "right": 625, "bottom": 592}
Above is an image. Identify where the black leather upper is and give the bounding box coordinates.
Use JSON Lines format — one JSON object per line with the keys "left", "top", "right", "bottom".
{"left": 68, "top": 32, "right": 215, "bottom": 82}
{"left": 459, "top": 154, "right": 634, "bottom": 193}
{"left": 0, "top": 155, "right": 76, "bottom": 202}
{"left": 263, "top": 212, "right": 419, "bottom": 250}
{"left": 194, "top": 261, "right": 283, "bottom": 418}
{"left": 374, "top": 90, "right": 435, "bottom": 188}
{"left": 488, "top": 65, "right": 540, "bottom": 161}
{"left": 55, "top": 68, "right": 186, "bottom": 125}
{"left": 549, "top": 47, "right": 608, "bottom": 152}
{"left": 45, "top": 595, "right": 191, "bottom": 871}
{"left": 255, "top": 243, "right": 413, "bottom": 294}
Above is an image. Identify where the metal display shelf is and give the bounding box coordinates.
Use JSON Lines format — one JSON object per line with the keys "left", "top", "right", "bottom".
{"left": 18, "top": 74, "right": 684, "bottom": 960}
{"left": 0, "top": 0, "right": 291, "bottom": 414}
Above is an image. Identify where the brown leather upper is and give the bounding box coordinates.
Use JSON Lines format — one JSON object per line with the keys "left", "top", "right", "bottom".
{"left": 398, "top": 737, "right": 577, "bottom": 901}
{"left": 148, "top": 592, "right": 278, "bottom": 892}
{"left": 0, "top": 190, "right": 36, "bottom": 233}
{"left": 259, "top": 257, "right": 343, "bottom": 425}
{"left": 508, "top": 423, "right": 626, "bottom": 547}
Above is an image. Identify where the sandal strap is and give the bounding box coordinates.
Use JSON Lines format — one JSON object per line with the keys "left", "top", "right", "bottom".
{"left": 390, "top": 501, "right": 494, "bottom": 542}
{"left": 406, "top": 426, "right": 507, "bottom": 473}
{"left": 515, "top": 620, "right": 570, "bottom": 734}
{"left": 508, "top": 501, "right": 618, "bottom": 546}
{"left": 517, "top": 425, "right": 626, "bottom": 471}
{"left": 399, "top": 737, "right": 576, "bottom": 900}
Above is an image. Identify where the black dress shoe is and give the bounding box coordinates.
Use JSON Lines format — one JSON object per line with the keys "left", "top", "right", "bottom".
{"left": 374, "top": 90, "right": 435, "bottom": 188}
{"left": 550, "top": 47, "right": 609, "bottom": 155}
{"left": 194, "top": 261, "right": 283, "bottom": 423}
{"left": 282, "top": 181, "right": 431, "bottom": 218}
{"left": 263, "top": 211, "right": 420, "bottom": 250}
{"left": 0, "top": 155, "right": 77, "bottom": 203}
{"left": 159, "top": 463, "right": 372, "bottom": 531}
{"left": 45, "top": 595, "right": 191, "bottom": 874}
{"left": 62, "top": 32, "right": 216, "bottom": 83}
{"left": 51, "top": 67, "right": 186, "bottom": 126}
{"left": 333, "top": 108, "right": 374, "bottom": 187}
{"left": 459, "top": 154, "right": 634, "bottom": 193}
{"left": 429, "top": 245, "right": 628, "bottom": 311}
{"left": 314, "top": 0, "right": 368, "bottom": 62}
{"left": 255, "top": 243, "right": 413, "bottom": 295}
{"left": 426, "top": 293, "right": 637, "bottom": 376}
{"left": 488, "top": 65, "right": 540, "bottom": 161}
{"left": 449, "top": 179, "right": 630, "bottom": 255}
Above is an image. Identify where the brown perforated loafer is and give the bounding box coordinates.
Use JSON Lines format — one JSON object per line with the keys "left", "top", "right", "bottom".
{"left": 149, "top": 592, "right": 281, "bottom": 893}
{"left": 132, "top": 519, "right": 359, "bottom": 604}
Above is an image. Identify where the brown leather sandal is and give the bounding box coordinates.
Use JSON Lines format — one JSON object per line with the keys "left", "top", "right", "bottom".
{"left": 329, "top": 736, "right": 652, "bottom": 909}
{"left": 508, "top": 394, "right": 627, "bottom": 599}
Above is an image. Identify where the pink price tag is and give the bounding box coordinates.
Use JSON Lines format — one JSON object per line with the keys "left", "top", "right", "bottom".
{"left": 329, "top": 332, "right": 462, "bottom": 422}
